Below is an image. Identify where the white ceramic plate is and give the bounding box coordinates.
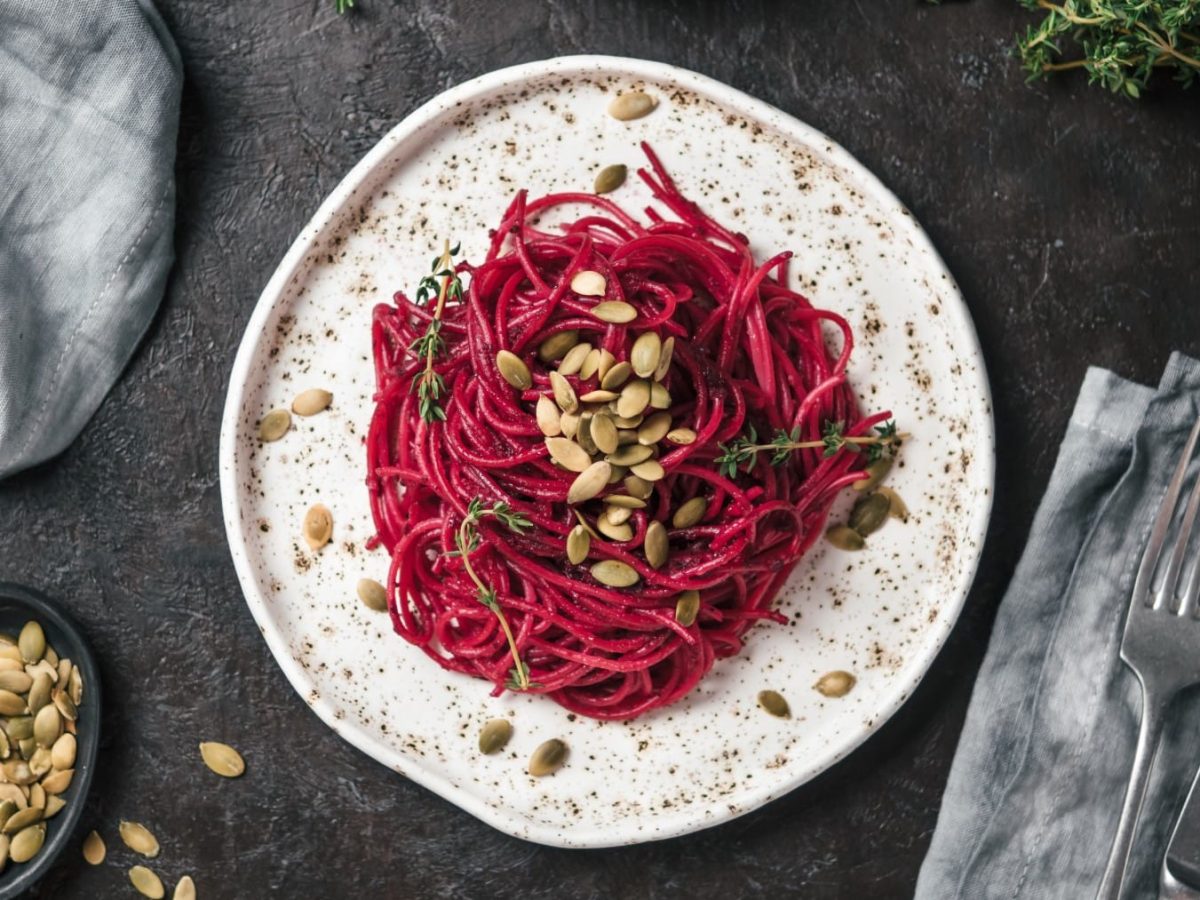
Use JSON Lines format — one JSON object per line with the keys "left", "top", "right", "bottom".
{"left": 219, "top": 55, "right": 993, "bottom": 848}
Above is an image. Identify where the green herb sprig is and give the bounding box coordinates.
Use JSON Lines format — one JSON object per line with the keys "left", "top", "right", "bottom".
{"left": 453, "top": 499, "right": 535, "bottom": 691}
{"left": 409, "top": 241, "right": 464, "bottom": 423}
{"left": 335, "top": 0, "right": 354, "bottom": 13}
{"left": 715, "top": 420, "right": 905, "bottom": 479}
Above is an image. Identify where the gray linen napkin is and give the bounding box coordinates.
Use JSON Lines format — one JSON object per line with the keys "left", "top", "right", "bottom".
{"left": 0, "top": 0, "right": 181, "bottom": 478}
{"left": 917, "top": 353, "right": 1200, "bottom": 899}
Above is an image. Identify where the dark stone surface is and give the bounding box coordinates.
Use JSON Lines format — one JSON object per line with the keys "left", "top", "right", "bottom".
{"left": 2, "top": 1, "right": 1198, "bottom": 897}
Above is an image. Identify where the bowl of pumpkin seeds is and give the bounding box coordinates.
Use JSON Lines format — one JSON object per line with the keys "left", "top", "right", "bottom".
{"left": 0, "top": 583, "right": 98, "bottom": 899}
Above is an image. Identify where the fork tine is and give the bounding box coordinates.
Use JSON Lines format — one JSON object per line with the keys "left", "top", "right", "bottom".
{"left": 1135, "top": 417, "right": 1200, "bottom": 608}
{"left": 1162, "top": 450, "right": 1200, "bottom": 613}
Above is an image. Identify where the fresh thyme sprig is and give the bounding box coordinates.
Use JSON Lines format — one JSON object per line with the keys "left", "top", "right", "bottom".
{"left": 715, "top": 420, "right": 905, "bottom": 479}
{"left": 1016, "top": 0, "right": 1200, "bottom": 96}
{"left": 453, "top": 499, "right": 535, "bottom": 691}
{"left": 408, "top": 240, "right": 464, "bottom": 423}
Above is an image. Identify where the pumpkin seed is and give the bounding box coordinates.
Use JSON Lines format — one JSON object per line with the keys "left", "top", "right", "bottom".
{"left": 17, "top": 738, "right": 34, "bottom": 760}
{"left": 29, "top": 783, "right": 45, "bottom": 809}
{"left": 258, "top": 409, "right": 291, "bottom": 442}
{"left": 672, "top": 497, "right": 708, "bottom": 529}
{"left": 849, "top": 493, "right": 891, "bottom": 537}
{"left": 607, "top": 90, "right": 657, "bottom": 121}
{"left": 815, "top": 670, "right": 857, "bottom": 698}
{"left": 535, "top": 395, "right": 562, "bottom": 437}
{"left": 604, "top": 505, "right": 633, "bottom": 526}
{"left": 40, "top": 768, "right": 71, "bottom": 794}
{"left": 617, "top": 379, "right": 650, "bottom": 418}
{"left": 0, "top": 671, "right": 31, "bottom": 695}
{"left": 28, "top": 749, "right": 51, "bottom": 779}
{"left": 666, "top": 427, "right": 697, "bottom": 445}
{"left": 825, "top": 525, "right": 865, "bottom": 551}
{"left": 0, "top": 692, "right": 25, "bottom": 717}
{"left": 876, "top": 486, "right": 910, "bottom": 522}
{"left": 291, "top": 388, "right": 333, "bottom": 417}
{"left": 0, "top": 801, "right": 16, "bottom": 830}
{"left": 567, "top": 462, "right": 611, "bottom": 504}
{"left": 560, "top": 412, "right": 580, "bottom": 439}
{"left": 199, "top": 741, "right": 246, "bottom": 779}
{"left": 578, "top": 389, "right": 619, "bottom": 403}
{"left": 545, "top": 437, "right": 592, "bottom": 473}
{"left": 174, "top": 876, "right": 197, "bottom": 900}
{"left": 604, "top": 494, "right": 647, "bottom": 509}
{"left": 852, "top": 456, "right": 893, "bottom": 492}
{"left": 630, "top": 332, "right": 662, "bottom": 378}
{"left": 558, "top": 341, "right": 592, "bottom": 376}
{"left": 624, "top": 475, "right": 654, "bottom": 499}
{"left": 474, "top": 716, "right": 513, "bottom": 755}
{"left": 570, "top": 270, "right": 606, "bottom": 297}
{"left": 593, "top": 164, "right": 627, "bottom": 194}
{"left": 596, "top": 348, "right": 616, "bottom": 382}
{"left": 757, "top": 690, "right": 791, "bottom": 718}
{"left": 83, "top": 830, "right": 106, "bottom": 865}
{"left": 637, "top": 411, "right": 672, "bottom": 445}
{"left": 590, "top": 414, "right": 619, "bottom": 455}
{"left": 27, "top": 660, "right": 56, "bottom": 685}
{"left": 592, "top": 301, "right": 637, "bottom": 324}
{"left": 0, "top": 730, "right": 8, "bottom": 760}
{"left": 654, "top": 336, "right": 675, "bottom": 381}
{"left": 644, "top": 521, "right": 669, "bottom": 569}
{"left": 6, "top": 718, "right": 31, "bottom": 741}
{"left": 0, "top": 646, "right": 18, "bottom": 663}
{"left": 0, "top": 785, "right": 25, "bottom": 809}
{"left": 17, "top": 623, "right": 43, "bottom": 665}
{"left": 10, "top": 824, "right": 43, "bottom": 864}
{"left": 120, "top": 821, "right": 160, "bottom": 858}
{"left": 43, "top": 796, "right": 64, "bottom": 819}
{"left": 573, "top": 510, "right": 601, "bottom": 540}
{"left": 614, "top": 429, "right": 637, "bottom": 446}
{"left": 56, "top": 658, "right": 71, "bottom": 686}
{"left": 613, "top": 413, "right": 644, "bottom": 428}
{"left": 630, "top": 459, "right": 665, "bottom": 481}
{"left": 33, "top": 705, "right": 60, "bottom": 748}
{"left": 600, "top": 361, "right": 632, "bottom": 390}
{"left": 130, "top": 865, "right": 165, "bottom": 899}
{"left": 597, "top": 516, "right": 633, "bottom": 542}
{"left": 567, "top": 525, "right": 591, "bottom": 565}
{"left": 528, "top": 738, "right": 568, "bottom": 777}
{"left": 537, "top": 329, "right": 579, "bottom": 363}
{"left": 303, "top": 504, "right": 333, "bottom": 551}
{"left": 606, "top": 444, "right": 653, "bottom": 466}
{"left": 51, "top": 733, "right": 75, "bottom": 771}
{"left": 2, "top": 807, "right": 41, "bottom": 835}
{"left": 44, "top": 647, "right": 57, "bottom": 668}
{"left": 496, "top": 350, "right": 532, "bottom": 389}
{"left": 548, "top": 371, "right": 577, "bottom": 413}
{"left": 0, "top": 832, "right": 8, "bottom": 870}
{"left": 68, "top": 666, "right": 82, "bottom": 705}
{"left": 576, "top": 412, "right": 598, "bottom": 455}
{"left": 579, "top": 347, "right": 602, "bottom": 380}
{"left": 675, "top": 590, "right": 701, "bottom": 627}
{"left": 649, "top": 382, "right": 671, "bottom": 409}
{"left": 356, "top": 578, "right": 388, "bottom": 612}
{"left": 591, "top": 560, "right": 640, "bottom": 588}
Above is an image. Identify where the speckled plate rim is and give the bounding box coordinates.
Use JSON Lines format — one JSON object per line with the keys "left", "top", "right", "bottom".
{"left": 219, "top": 54, "right": 995, "bottom": 848}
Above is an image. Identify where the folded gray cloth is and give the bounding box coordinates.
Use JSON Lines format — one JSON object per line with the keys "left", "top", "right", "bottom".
{"left": 0, "top": 0, "right": 181, "bottom": 478}
{"left": 917, "top": 353, "right": 1200, "bottom": 899}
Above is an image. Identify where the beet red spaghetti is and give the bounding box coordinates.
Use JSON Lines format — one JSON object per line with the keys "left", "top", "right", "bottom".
{"left": 366, "top": 144, "right": 894, "bottom": 720}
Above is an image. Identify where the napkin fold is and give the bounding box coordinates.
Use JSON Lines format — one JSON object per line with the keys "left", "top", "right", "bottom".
{"left": 917, "top": 353, "right": 1200, "bottom": 899}
{"left": 0, "top": 0, "right": 181, "bottom": 479}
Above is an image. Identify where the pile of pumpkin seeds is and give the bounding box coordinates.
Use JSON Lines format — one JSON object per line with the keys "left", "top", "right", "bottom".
{"left": 824, "top": 457, "right": 910, "bottom": 551}
{"left": 0, "top": 621, "right": 83, "bottom": 873}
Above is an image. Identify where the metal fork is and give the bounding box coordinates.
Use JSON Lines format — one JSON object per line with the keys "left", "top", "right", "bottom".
{"left": 1098, "top": 417, "right": 1200, "bottom": 900}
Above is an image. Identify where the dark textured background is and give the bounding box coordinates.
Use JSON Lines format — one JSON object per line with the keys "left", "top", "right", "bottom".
{"left": 2, "top": 1, "right": 1198, "bottom": 897}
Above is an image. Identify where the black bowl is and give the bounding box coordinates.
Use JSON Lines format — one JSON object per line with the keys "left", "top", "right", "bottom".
{"left": 0, "top": 584, "right": 100, "bottom": 899}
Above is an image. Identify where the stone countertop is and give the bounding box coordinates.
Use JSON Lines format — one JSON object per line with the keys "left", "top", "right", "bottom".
{"left": 1, "top": 1, "right": 1198, "bottom": 897}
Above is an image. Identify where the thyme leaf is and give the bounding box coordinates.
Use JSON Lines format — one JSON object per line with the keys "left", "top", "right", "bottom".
{"left": 715, "top": 419, "right": 906, "bottom": 478}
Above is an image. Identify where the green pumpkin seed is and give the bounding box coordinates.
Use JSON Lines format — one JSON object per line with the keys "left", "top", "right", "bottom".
{"left": 567, "top": 525, "right": 591, "bottom": 565}
{"left": 637, "top": 411, "right": 672, "bottom": 445}
{"left": 558, "top": 342, "right": 592, "bottom": 377}
{"left": 876, "top": 486, "right": 910, "bottom": 522}
{"left": 478, "top": 718, "right": 513, "bottom": 755}
{"left": 9, "top": 824, "right": 43, "bottom": 864}
{"left": 570, "top": 270, "right": 606, "bottom": 297}
{"left": 617, "top": 379, "right": 650, "bottom": 418}
{"left": 653, "top": 336, "right": 675, "bottom": 381}
{"left": 849, "top": 493, "right": 891, "bottom": 537}
{"left": 567, "top": 461, "right": 611, "bottom": 504}
{"left": 644, "top": 521, "right": 669, "bottom": 569}
{"left": 200, "top": 741, "right": 246, "bottom": 778}
{"left": 578, "top": 389, "right": 619, "bottom": 403}
{"left": 815, "top": 670, "right": 857, "bottom": 698}
{"left": 44, "top": 646, "right": 57, "bottom": 668}
{"left": 596, "top": 349, "right": 616, "bottom": 382}
{"left": 291, "top": 388, "right": 333, "bottom": 417}
{"left": 549, "top": 371, "right": 578, "bottom": 414}
{"left": 51, "top": 733, "right": 75, "bottom": 770}
{"left": 28, "top": 749, "right": 51, "bottom": 779}
{"left": 666, "top": 427, "right": 697, "bottom": 445}
{"left": 576, "top": 412, "right": 598, "bottom": 455}
{"left": 17, "top": 623, "right": 43, "bottom": 665}
{"left": 40, "top": 768, "right": 71, "bottom": 794}
{"left": 623, "top": 475, "right": 653, "bottom": 499}
{"left": 630, "top": 459, "right": 665, "bottom": 481}
{"left": 675, "top": 590, "right": 701, "bottom": 627}
{"left": 604, "top": 495, "right": 647, "bottom": 509}
{"left": 613, "top": 413, "right": 644, "bottom": 428}
{"left": 528, "top": 738, "right": 568, "bottom": 776}
{"left": 537, "top": 329, "right": 579, "bottom": 363}
{"left": 2, "top": 807, "right": 41, "bottom": 835}
{"left": 17, "top": 738, "right": 34, "bottom": 761}
{"left": 600, "top": 361, "right": 632, "bottom": 391}
{"left": 0, "top": 801, "right": 16, "bottom": 830}
{"left": 590, "top": 414, "right": 619, "bottom": 455}
{"left": 607, "top": 90, "right": 657, "bottom": 121}
{"left": 56, "top": 658, "right": 71, "bottom": 686}
{"left": 83, "top": 830, "right": 106, "bottom": 865}
{"left": 0, "top": 692, "right": 25, "bottom": 717}
{"left": 0, "top": 671, "right": 31, "bottom": 695}
{"left": 129, "top": 865, "right": 165, "bottom": 899}
{"left": 356, "top": 578, "right": 389, "bottom": 612}
{"left": 593, "top": 164, "right": 627, "bottom": 194}
{"left": 0, "top": 785, "right": 24, "bottom": 809}
{"left": 6, "top": 718, "right": 31, "bottom": 741}
{"left": 28, "top": 783, "right": 45, "bottom": 809}
{"left": 258, "top": 409, "right": 291, "bottom": 442}
{"left": 496, "top": 350, "right": 532, "bottom": 390}
{"left": 120, "top": 821, "right": 160, "bottom": 858}
{"left": 560, "top": 412, "right": 579, "bottom": 439}
{"left": 825, "top": 525, "right": 865, "bottom": 551}
{"left": 605, "top": 443, "right": 653, "bottom": 466}
{"left": 672, "top": 497, "right": 708, "bottom": 529}
{"left": 597, "top": 516, "right": 633, "bottom": 542}
{"left": 757, "top": 690, "right": 790, "bottom": 718}
{"left": 592, "top": 301, "right": 637, "bottom": 324}
{"left": 42, "top": 795, "right": 64, "bottom": 819}
{"left": 68, "top": 665, "right": 82, "bottom": 706}
{"left": 578, "top": 347, "right": 602, "bottom": 380}
{"left": 649, "top": 382, "right": 671, "bottom": 410}
{"left": 590, "top": 560, "right": 640, "bottom": 588}
{"left": 630, "top": 332, "right": 662, "bottom": 378}
{"left": 604, "top": 505, "right": 633, "bottom": 526}
{"left": 545, "top": 437, "right": 592, "bottom": 473}
{"left": 302, "top": 504, "right": 333, "bottom": 552}
{"left": 33, "top": 705, "right": 60, "bottom": 749}
{"left": 174, "top": 875, "right": 197, "bottom": 900}
{"left": 573, "top": 510, "right": 600, "bottom": 540}
{"left": 607, "top": 463, "right": 628, "bottom": 484}
{"left": 852, "top": 456, "right": 893, "bottom": 492}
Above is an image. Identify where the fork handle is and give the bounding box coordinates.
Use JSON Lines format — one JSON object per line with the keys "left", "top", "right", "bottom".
{"left": 1098, "top": 689, "right": 1171, "bottom": 900}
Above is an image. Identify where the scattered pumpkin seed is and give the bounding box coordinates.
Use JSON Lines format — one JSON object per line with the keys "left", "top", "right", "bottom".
{"left": 356, "top": 578, "right": 388, "bottom": 613}
{"left": 537, "top": 330, "right": 579, "bottom": 363}
{"left": 672, "top": 497, "right": 708, "bottom": 529}
{"left": 28, "top": 784, "right": 45, "bottom": 810}
{"left": 578, "top": 389, "right": 619, "bottom": 403}
{"left": 815, "top": 670, "right": 857, "bottom": 698}
{"left": 597, "top": 516, "right": 634, "bottom": 542}
{"left": 496, "top": 350, "right": 532, "bottom": 390}
{"left": 33, "top": 705, "right": 60, "bottom": 749}
{"left": 558, "top": 341, "right": 592, "bottom": 376}
{"left": 291, "top": 388, "right": 333, "bottom": 417}
{"left": 617, "top": 379, "right": 650, "bottom": 418}
{"left": 130, "top": 865, "right": 165, "bottom": 899}
{"left": 630, "top": 459, "right": 665, "bottom": 481}
{"left": 43, "top": 796, "right": 64, "bottom": 819}
{"left": 28, "top": 749, "right": 51, "bottom": 779}
{"left": 560, "top": 412, "right": 580, "bottom": 439}
{"left": 545, "top": 437, "right": 592, "bottom": 473}
{"left": 68, "top": 666, "right": 82, "bottom": 706}
{"left": 616, "top": 429, "right": 638, "bottom": 446}
{"left": 120, "top": 821, "right": 160, "bottom": 858}
{"left": 876, "top": 486, "right": 910, "bottom": 522}
{"left": 83, "top": 831, "right": 106, "bottom": 865}
{"left": 570, "top": 270, "right": 606, "bottom": 297}
{"left": 596, "top": 349, "right": 616, "bottom": 383}
{"left": 593, "top": 164, "right": 627, "bottom": 194}
{"left": 535, "top": 395, "right": 562, "bottom": 438}
{"left": 666, "top": 427, "right": 697, "bottom": 445}
{"left": 590, "top": 414, "right": 619, "bottom": 455}
{"left": 528, "top": 738, "right": 568, "bottom": 776}
{"left": 567, "top": 461, "right": 612, "bottom": 504}
{"left": 2, "top": 807, "right": 40, "bottom": 835}
{"left": 613, "top": 413, "right": 644, "bottom": 428}
{"left": 40, "top": 769, "right": 71, "bottom": 795}
{"left": 849, "top": 493, "right": 891, "bottom": 537}
{"left": 549, "top": 371, "right": 578, "bottom": 414}
{"left": 0, "top": 693, "right": 25, "bottom": 717}
{"left": 174, "top": 876, "right": 197, "bottom": 900}
{"left": 757, "top": 690, "right": 790, "bottom": 718}
{"left": 576, "top": 412, "right": 598, "bottom": 455}
{"left": 607, "top": 463, "right": 627, "bottom": 484}
{"left": 675, "top": 590, "right": 701, "bottom": 627}
{"left": 591, "top": 559, "right": 640, "bottom": 588}
{"left": 17, "top": 738, "right": 34, "bottom": 760}
{"left": 302, "top": 504, "right": 333, "bottom": 551}
{"left": 0, "top": 672, "right": 31, "bottom": 695}
{"left": 6, "top": 718, "right": 31, "bottom": 741}
{"left": 17, "top": 624, "right": 43, "bottom": 666}
{"left": 600, "top": 361, "right": 632, "bottom": 390}
{"left": 637, "top": 411, "right": 672, "bottom": 445}
{"left": 852, "top": 456, "right": 893, "bottom": 492}
{"left": 630, "top": 332, "right": 662, "bottom": 378}
{"left": 649, "top": 382, "right": 671, "bottom": 409}
{"left": 476, "top": 717, "right": 513, "bottom": 756}
{"left": 51, "top": 733, "right": 75, "bottom": 771}
{"left": 56, "top": 659, "right": 71, "bottom": 686}
{"left": 825, "top": 525, "right": 865, "bottom": 551}
{"left": 624, "top": 475, "right": 654, "bottom": 499}
{"left": 199, "top": 741, "right": 246, "bottom": 778}
{"left": 606, "top": 443, "right": 653, "bottom": 466}
{"left": 604, "top": 495, "right": 647, "bottom": 509}
{"left": 607, "top": 90, "right": 657, "bottom": 121}
{"left": 653, "top": 336, "right": 675, "bottom": 381}
{"left": 9, "top": 824, "right": 43, "bottom": 864}
{"left": 257, "top": 409, "right": 291, "bottom": 442}
{"left": 592, "top": 301, "right": 637, "bottom": 324}
{"left": 579, "top": 347, "right": 602, "bottom": 380}
{"left": 644, "top": 521, "right": 669, "bottom": 569}
{"left": 567, "top": 525, "right": 591, "bottom": 565}
{"left": 604, "top": 505, "right": 633, "bottom": 526}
